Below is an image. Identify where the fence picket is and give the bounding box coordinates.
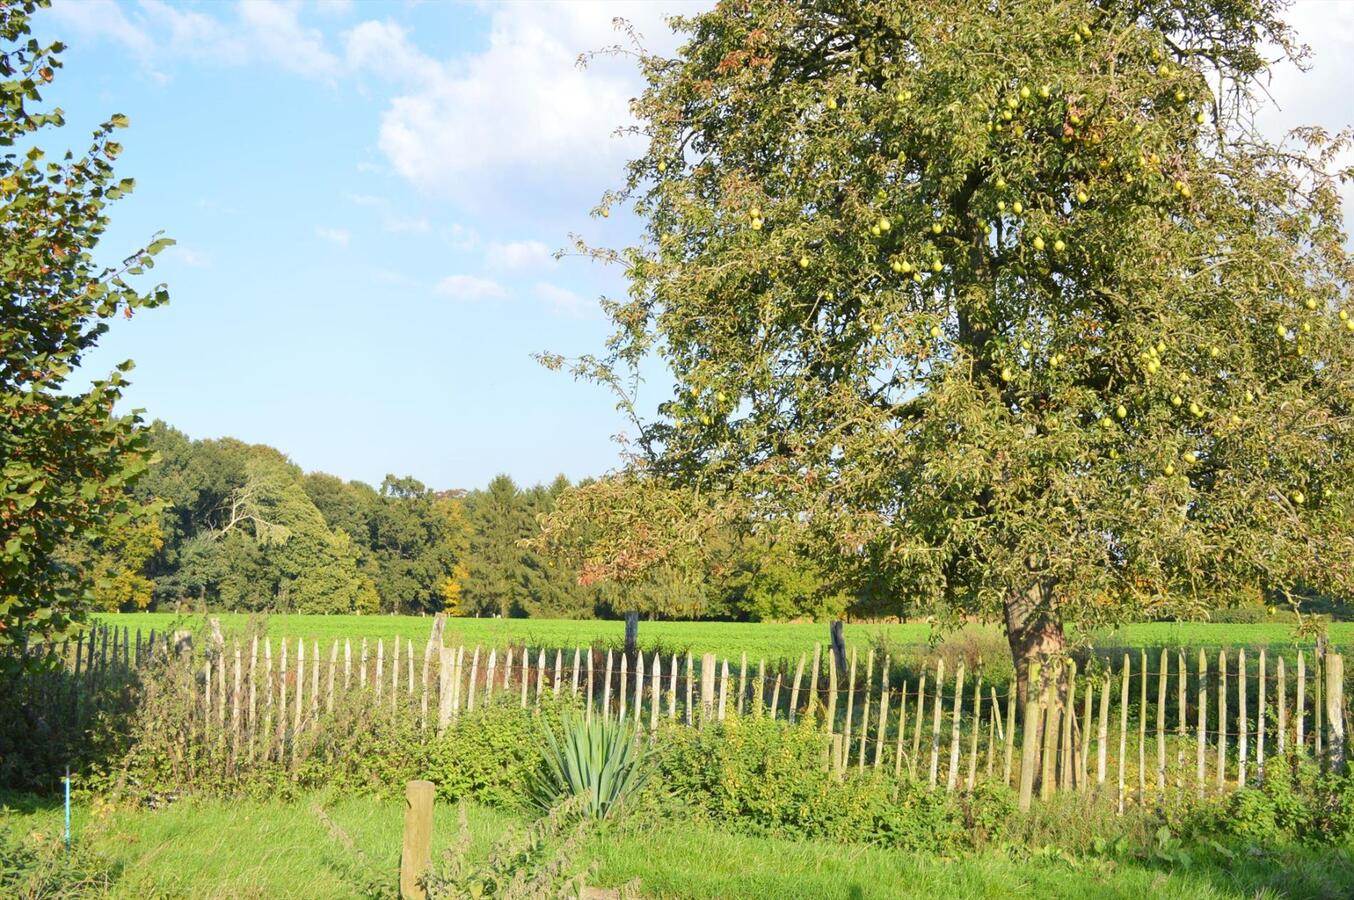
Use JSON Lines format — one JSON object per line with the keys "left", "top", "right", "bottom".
{"left": 1157, "top": 649, "right": 1168, "bottom": 792}
{"left": 857, "top": 649, "right": 874, "bottom": 770}
{"left": 1217, "top": 649, "right": 1227, "bottom": 792}
{"left": 1297, "top": 651, "right": 1306, "bottom": 755}
{"left": 929, "top": 658, "right": 944, "bottom": 789}
{"left": 1197, "top": 649, "right": 1207, "bottom": 797}
{"left": 948, "top": 661, "right": 965, "bottom": 792}
{"left": 874, "top": 656, "right": 890, "bottom": 769}
{"left": 1118, "top": 654, "right": 1129, "bottom": 815}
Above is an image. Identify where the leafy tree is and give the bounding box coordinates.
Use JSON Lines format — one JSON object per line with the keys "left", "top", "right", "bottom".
{"left": 547, "top": 0, "right": 1354, "bottom": 690}
{"left": 0, "top": 1, "right": 171, "bottom": 654}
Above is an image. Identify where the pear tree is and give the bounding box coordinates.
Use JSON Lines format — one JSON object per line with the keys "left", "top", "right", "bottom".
{"left": 548, "top": 0, "right": 1354, "bottom": 692}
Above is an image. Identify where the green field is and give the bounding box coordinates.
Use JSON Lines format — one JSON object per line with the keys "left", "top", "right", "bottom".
{"left": 93, "top": 612, "right": 1350, "bottom": 663}
{"left": 6, "top": 792, "right": 1352, "bottom": 899}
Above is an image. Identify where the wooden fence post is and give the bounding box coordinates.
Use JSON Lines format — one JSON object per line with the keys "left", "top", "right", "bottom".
{"left": 1238, "top": 648, "right": 1248, "bottom": 786}
{"left": 1217, "top": 649, "right": 1227, "bottom": 793}
{"left": 1018, "top": 662, "right": 1041, "bottom": 812}
{"left": 948, "top": 661, "right": 965, "bottom": 792}
{"left": 1327, "top": 653, "right": 1346, "bottom": 773}
{"left": 1297, "top": 650, "right": 1306, "bottom": 754}
{"left": 1004, "top": 681, "right": 1017, "bottom": 787}
{"left": 738, "top": 652, "right": 748, "bottom": 718}
{"left": 651, "top": 652, "right": 661, "bottom": 732}
{"left": 1156, "top": 649, "right": 1168, "bottom": 792}
{"left": 400, "top": 780, "right": 435, "bottom": 900}
{"left": 858, "top": 649, "right": 874, "bottom": 770}
{"left": 875, "top": 656, "right": 891, "bottom": 770}
{"left": 1040, "top": 664, "right": 1059, "bottom": 802}
{"left": 929, "top": 658, "right": 944, "bottom": 789}
{"left": 1096, "top": 671, "right": 1109, "bottom": 788}
{"left": 1278, "top": 656, "right": 1287, "bottom": 756}
{"left": 700, "top": 653, "right": 716, "bottom": 726}
{"left": 788, "top": 653, "right": 806, "bottom": 725}
{"left": 1258, "top": 648, "right": 1267, "bottom": 781}
{"left": 842, "top": 648, "right": 857, "bottom": 756}
{"left": 1118, "top": 654, "right": 1129, "bottom": 815}
{"left": 1197, "top": 648, "right": 1207, "bottom": 798}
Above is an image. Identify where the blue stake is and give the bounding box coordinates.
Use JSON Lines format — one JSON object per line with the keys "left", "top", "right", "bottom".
{"left": 64, "top": 767, "right": 71, "bottom": 852}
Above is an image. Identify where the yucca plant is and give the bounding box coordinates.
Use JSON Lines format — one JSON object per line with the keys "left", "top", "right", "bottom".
{"left": 530, "top": 713, "right": 649, "bottom": 819}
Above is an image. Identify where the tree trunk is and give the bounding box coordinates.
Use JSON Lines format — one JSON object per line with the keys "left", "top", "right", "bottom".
{"left": 1004, "top": 579, "right": 1066, "bottom": 703}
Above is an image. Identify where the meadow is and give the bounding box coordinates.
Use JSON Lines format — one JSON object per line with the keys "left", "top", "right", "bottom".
{"left": 6, "top": 791, "right": 1354, "bottom": 899}
{"left": 92, "top": 612, "right": 1352, "bottom": 665}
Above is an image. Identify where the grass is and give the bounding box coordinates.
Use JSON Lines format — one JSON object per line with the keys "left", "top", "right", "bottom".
{"left": 6, "top": 792, "right": 1354, "bottom": 898}
{"left": 92, "top": 611, "right": 1352, "bottom": 664}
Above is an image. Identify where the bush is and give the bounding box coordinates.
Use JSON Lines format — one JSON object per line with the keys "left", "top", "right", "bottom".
{"left": 427, "top": 695, "right": 572, "bottom": 811}
{"left": 650, "top": 715, "right": 979, "bottom": 852}
{"left": 0, "top": 818, "right": 119, "bottom": 898}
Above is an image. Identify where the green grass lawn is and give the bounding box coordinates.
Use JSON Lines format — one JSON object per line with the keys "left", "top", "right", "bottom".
{"left": 6, "top": 793, "right": 1353, "bottom": 899}
{"left": 93, "top": 611, "right": 1350, "bottom": 664}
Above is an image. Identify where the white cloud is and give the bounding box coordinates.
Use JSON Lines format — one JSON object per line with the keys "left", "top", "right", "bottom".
{"left": 534, "top": 281, "right": 593, "bottom": 318}
{"left": 47, "top": 0, "right": 154, "bottom": 54}
{"left": 316, "top": 226, "right": 351, "bottom": 246}
{"left": 434, "top": 274, "right": 508, "bottom": 302}
{"left": 238, "top": 0, "right": 339, "bottom": 80}
{"left": 313, "top": 0, "right": 354, "bottom": 16}
{"left": 168, "top": 245, "right": 211, "bottom": 267}
{"left": 44, "top": 0, "right": 339, "bottom": 80}
{"left": 383, "top": 216, "right": 432, "bottom": 234}
{"left": 486, "top": 239, "right": 554, "bottom": 270}
{"left": 346, "top": 2, "right": 704, "bottom": 209}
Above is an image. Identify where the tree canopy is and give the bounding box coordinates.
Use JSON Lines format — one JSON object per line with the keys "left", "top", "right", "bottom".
{"left": 0, "top": 0, "right": 171, "bottom": 655}
{"left": 543, "top": 0, "right": 1354, "bottom": 684}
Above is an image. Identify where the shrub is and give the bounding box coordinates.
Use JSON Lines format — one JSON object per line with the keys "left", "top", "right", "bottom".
{"left": 531, "top": 714, "right": 650, "bottom": 819}
{"left": 651, "top": 715, "right": 975, "bottom": 852}
{"left": 427, "top": 695, "right": 571, "bottom": 811}
{"left": 0, "top": 818, "right": 119, "bottom": 898}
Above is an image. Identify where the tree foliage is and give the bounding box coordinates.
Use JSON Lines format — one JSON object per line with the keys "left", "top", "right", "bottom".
{"left": 547, "top": 0, "right": 1354, "bottom": 677}
{"left": 0, "top": 0, "right": 171, "bottom": 653}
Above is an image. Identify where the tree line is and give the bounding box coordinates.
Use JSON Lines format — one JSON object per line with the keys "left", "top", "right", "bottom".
{"left": 68, "top": 422, "right": 851, "bottom": 621}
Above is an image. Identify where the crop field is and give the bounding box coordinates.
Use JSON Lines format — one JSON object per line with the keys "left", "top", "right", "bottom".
{"left": 94, "top": 612, "right": 1353, "bottom": 663}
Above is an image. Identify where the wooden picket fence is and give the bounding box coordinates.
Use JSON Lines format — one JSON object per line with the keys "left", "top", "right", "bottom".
{"left": 46, "top": 619, "right": 1350, "bottom": 810}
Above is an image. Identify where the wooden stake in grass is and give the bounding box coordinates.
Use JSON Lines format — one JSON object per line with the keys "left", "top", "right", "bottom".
{"left": 294, "top": 638, "right": 305, "bottom": 736}
{"left": 248, "top": 635, "right": 259, "bottom": 740}
{"left": 1040, "top": 664, "right": 1059, "bottom": 802}
{"left": 1217, "top": 648, "right": 1227, "bottom": 793}
{"left": 1079, "top": 675, "right": 1092, "bottom": 792}
{"left": 967, "top": 670, "right": 982, "bottom": 791}
{"left": 1118, "top": 654, "right": 1130, "bottom": 816}
{"left": 1061, "top": 660, "right": 1077, "bottom": 791}
{"left": 686, "top": 651, "right": 695, "bottom": 725}
{"left": 618, "top": 653, "right": 629, "bottom": 722}
{"left": 895, "top": 682, "right": 909, "bottom": 779}
{"left": 603, "top": 650, "right": 614, "bottom": 720}
{"left": 1297, "top": 650, "right": 1306, "bottom": 755}
{"left": 668, "top": 653, "right": 678, "bottom": 721}
{"left": 466, "top": 646, "right": 480, "bottom": 714}
{"left": 874, "top": 656, "right": 891, "bottom": 770}
{"left": 650, "top": 652, "right": 661, "bottom": 732}
{"left": 930, "top": 657, "right": 944, "bottom": 789}
{"left": 809, "top": 643, "right": 821, "bottom": 720}
{"left": 1238, "top": 648, "right": 1249, "bottom": 786}
{"left": 327, "top": 639, "right": 338, "bottom": 716}
{"left": 1197, "top": 648, "right": 1207, "bottom": 798}
{"left": 1257, "top": 648, "right": 1267, "bottom": 781}
{"left": 948, "top": 661, "right": 965, "bottom": 793}
{"left": 738, "top": 652, "right": 748, "bottom": 718}
{"left": 1177, "top": 649, "right": 1187, "bottom": 788}
{"left": 400, "top": 780, "right": 435, "bottom": 900}
{"left": 553, "top": 649, "right": 563, "bottom": 699}
{"left": 718, "top": 658, "right": 730, "bottom": 723}
{"left": 826, "top": 654, "right": 838, "bottom": 735}
{"left": 1157, "top": 649, "right": 1168, "bottom": 792}
{"left": 1005, "top": 682, "right": 1017, "bottom": 788}
{"left": 1137, "top": 649, "right": 1146, "bottom": 805}
{"left": 843, "top": 648, "right": 857, "bottom": 755}
{"left": 484, "top": 649, "right": 497, "bottom": 707}
{"left": 1097, "top": 671, "right": 1109, "bottom": 789}
{"left": 375, "top": 639, "right": 384, "bottom": 703}
{"left": 789, "top": 653, "right": 806, "bottom": 725}
{"left": 912, "top": 673, "right": 928, "bottom": 780}
{"left": 587, "top": 650, "right": 595, "bottom": 723}
{"left": 359, "top": 638, "right": 368, "bottom": 692}
{"left": 1018, "top": 663, "right": 1041, "bottom": 812}
{"left": 858, "top": 648, "right": 875, "bottom": 770}
{"left": 1327, "top": 653, "right": 1346, "bottom": 774}
{"left": 770, "top": 672, "right": 783, "bottom": 722}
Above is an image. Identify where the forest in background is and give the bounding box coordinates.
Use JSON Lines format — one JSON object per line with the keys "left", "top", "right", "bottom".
{"left": 66, "top": 422, "right": 852, "bottom": 621}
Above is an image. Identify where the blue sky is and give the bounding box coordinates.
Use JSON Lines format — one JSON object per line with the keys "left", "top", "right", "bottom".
{"left": 31, "top": 0, "right": 1354, "bottom": 492}
{"left": 34, "top": 0, "right": 705, "bottom": 492}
